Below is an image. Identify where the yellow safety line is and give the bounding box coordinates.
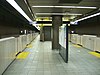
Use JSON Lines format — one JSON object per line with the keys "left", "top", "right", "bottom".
{"left": 16, "top": 52, "right": 30, "bottom": 59}
{"left": 73, "top": 45, "right": 81, "bottom": 48}
{"left": 89, "top": 52, "right": 100, "bottom": 58}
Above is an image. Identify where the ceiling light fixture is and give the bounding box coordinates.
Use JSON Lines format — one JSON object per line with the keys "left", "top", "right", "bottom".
{"left": 32, "top": 6, "right": 54, "bottom": 8}
{"left": 36, "top": 13, "right": 82, "bottom": 15}
{"left": 32, "top": 6, "right": 97, "bottom": 9}
{"left": 6, "top": 0, "right": 33, "bottom": 23}
{"left": 75, "top": 12, "right": 100, "bottom": 22}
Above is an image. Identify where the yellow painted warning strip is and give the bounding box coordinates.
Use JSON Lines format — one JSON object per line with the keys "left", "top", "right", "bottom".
{"left": 26, "top": 44, "right": 33, "bottom": 48}
{"left": 89, "top": 52, "right": 100, "bottom": 58}
{"left": 73, "top": 45, "right": 81, "bottom": 48}
{"left": 16, "top": 52, "right": 30, "bottom": 59}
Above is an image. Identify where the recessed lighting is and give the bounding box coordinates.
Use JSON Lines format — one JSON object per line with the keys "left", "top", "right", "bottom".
{"left": 71, "top": 31, "right": 74, "bottom": 33}
{"left": 32, "top": 6, "right": 97, "bottom": 9}
{"left": 68, "top": 24, "right": 70, "bottom": 26}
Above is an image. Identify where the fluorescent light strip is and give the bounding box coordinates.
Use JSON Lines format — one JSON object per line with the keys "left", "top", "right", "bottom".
{"left": 32, "top": 23, "right": 40, "bottom": 30}
{"left": 36, "top": 13, "right": 82, "bottom": 15}
{"left": 32, "top": 6, "right": 97, "bottom": 9}
{"left": 6, "top": 0, "right": 32, "bottom": 23}
{"left": 32, "top": 6, "right": 54, "bottom": 8}
{"left": 6, "top": 0, "right": 40, "bottom": 30}
{"left": 24, "top": 0, "right": 27, "bottom": 5}
{"left": 75, "top": 12, "right": 100, "bottom": 22}
{"left": 55, "top": 6, "right": 96, "bottom": 9}
{"left": 28, "top": 7, "right": 32, "bottom": 13}
{"left": 67, "top": 13, "right": 82, "bottom": 15}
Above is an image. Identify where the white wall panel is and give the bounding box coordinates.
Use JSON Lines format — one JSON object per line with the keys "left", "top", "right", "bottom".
{"left": 82, "top": 35, "right": 96, "bottom": 51}
{"left": 0, "top": 40, "right": 5, "bottom": 75}
{"left": 27, "top": 34, "right": 30, "bottom": 44}
{"left": 70, "top": 34, "right": 97, "bottom": 51}
{"left": 29, "top": 34, "right": 32, "bottom": 43}
{"left": 70, "top": 34, "right": 82, "bottom": 45}
{"left": 76, "top": 35, "right": 82, "bottom": 45}
{"left": 0, "top": 33, "right": 38, "bottom": 74}
{"left": 0, "top": 37, "right": 16, "bottom": 75}
{"left": 17, "top": 36, "right": 22, "bottom": 52}
{"left": 70, "top": 34, "right": 78, "bottom": 44}
{"left": 94, "top": 37, "right": 100, "bottom": 52}
{"left": 21, "top": 35, "right": 27, "bottom": 50}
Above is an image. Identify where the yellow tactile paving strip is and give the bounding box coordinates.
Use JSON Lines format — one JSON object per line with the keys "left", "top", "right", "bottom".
{"left": 89, "top": 52, "right": 100, "bottom": 58}
{"left": 73, "top": 45, "right": 82, "bottom": 48}
{"left": 16, "top": 52, "right": 30, "bottom": 59}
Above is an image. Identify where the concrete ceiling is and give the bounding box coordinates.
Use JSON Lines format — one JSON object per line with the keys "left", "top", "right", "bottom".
{"left": 28, "top": 0, "right": 100, "bottom": 20}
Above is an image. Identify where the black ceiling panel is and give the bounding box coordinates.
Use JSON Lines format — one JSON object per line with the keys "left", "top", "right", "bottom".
{"left": 59, "top": 0, "right": 83, "bottom": 4}
{"left": 15, "top": 0, "right": 34, "bottom": 20}
{"left": 37, "top": 21, "right": 70, "bottom": 24}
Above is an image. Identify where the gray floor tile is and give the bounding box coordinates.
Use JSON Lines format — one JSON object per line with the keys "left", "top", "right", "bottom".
{"left": 3, "top": 35, "right": 100, "bottom": 75}
{"left": 28, "top": 71, "right": 36, "bottom": 75}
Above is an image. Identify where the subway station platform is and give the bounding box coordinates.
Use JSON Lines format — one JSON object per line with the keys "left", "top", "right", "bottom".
{"left": 3, "top": 35, "right": 100, "bottom": 75}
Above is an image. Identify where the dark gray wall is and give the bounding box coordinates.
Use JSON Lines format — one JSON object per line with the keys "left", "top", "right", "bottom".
{"left": 0, "top": 1, "right": 38, "bottom": 38}
{"left": 44, "top": 26, "right": 51, "bottom": 41}
{"left": 69, "top": 15, "right": 100, "bottom": 36}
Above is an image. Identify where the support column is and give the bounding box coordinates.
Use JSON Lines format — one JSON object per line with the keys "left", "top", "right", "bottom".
{"left": 52, "top": 15, "right": 62, "bottom": 50}
{"left": 40, "top": 26, "right": 44, "bottom": 42}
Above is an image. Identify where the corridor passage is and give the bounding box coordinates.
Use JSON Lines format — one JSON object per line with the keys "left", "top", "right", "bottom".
{"left": 3, "top": 35, "right": 100, "bottom": 75}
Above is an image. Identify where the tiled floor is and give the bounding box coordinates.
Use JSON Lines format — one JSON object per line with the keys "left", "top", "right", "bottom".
{"left": 3, "top": 35, "right": 100, "bottom": 75}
